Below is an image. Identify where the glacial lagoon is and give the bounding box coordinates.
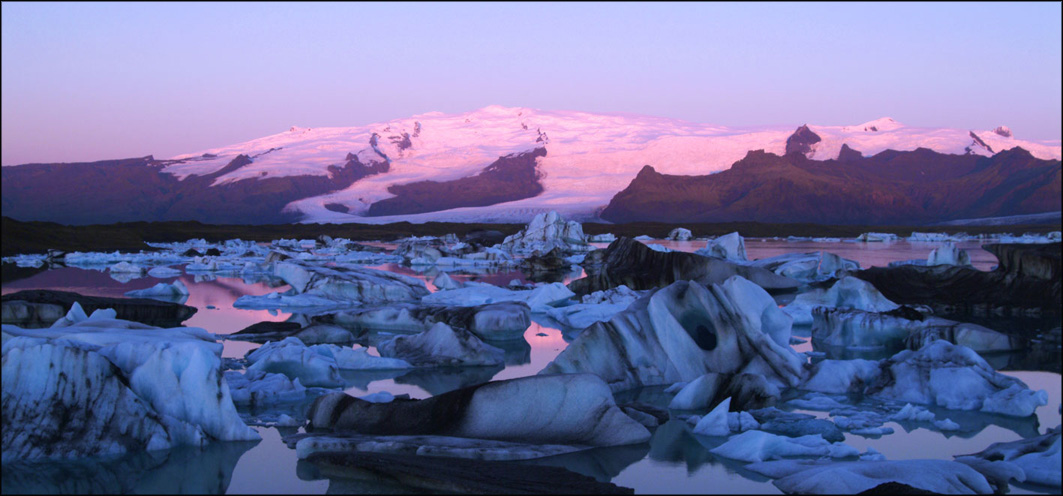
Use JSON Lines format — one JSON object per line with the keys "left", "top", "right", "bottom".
{"left": 2, "top": 238, "right": 1059, "bottom": 494}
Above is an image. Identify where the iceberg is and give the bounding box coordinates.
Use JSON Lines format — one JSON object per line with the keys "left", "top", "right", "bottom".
{"left": 498, "top": 211, "right": 591, "bottom": 254}
{"left": 3, "top": 313, "right": 258, "bottom": 461}
{"left": 377, "top": 322, "right": 505, "bottom": 367}
{"left": 694, "top": 232, "right": 747, "bottom": 261}
{"left": 782, "top": 276, "right": 898, "bottom": 326}
{"left": 541, "top": 277, "right": 804, "bottom": 393}
{"left": 305, "top": 373, "right": 650, "bottom": 447}
{"left": 746, "top": 459, "right": 993, "bottom": 494}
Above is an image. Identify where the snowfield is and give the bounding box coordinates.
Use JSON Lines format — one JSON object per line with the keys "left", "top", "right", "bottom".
{"left": 163, "top": 106, "right": 1062, "bottom": 224}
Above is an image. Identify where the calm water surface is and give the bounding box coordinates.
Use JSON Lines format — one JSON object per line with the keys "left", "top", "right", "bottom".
{"left": 2, "top": 239, "right": 1058, "bottom": 494}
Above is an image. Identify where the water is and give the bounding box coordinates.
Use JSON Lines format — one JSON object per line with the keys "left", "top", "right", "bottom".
{"left": 2, "top": 239, "right": 1058, "bottom": 494}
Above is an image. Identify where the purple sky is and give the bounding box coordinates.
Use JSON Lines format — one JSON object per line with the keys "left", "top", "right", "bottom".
{"left": 2, "top": 2, "right": 1060, "bottom": 165}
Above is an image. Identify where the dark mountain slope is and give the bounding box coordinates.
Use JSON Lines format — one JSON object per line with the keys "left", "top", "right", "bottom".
{"left": 600, "top": 147, "right": 1061, "bottom": 225}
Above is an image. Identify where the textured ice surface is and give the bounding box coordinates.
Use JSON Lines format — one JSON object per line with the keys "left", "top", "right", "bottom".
{"left": 499, "top": 211, "right": 591, "bottom": 254}
{"left": 783, "top": 276, "right": 898, "bottom": 326}
{"left": 542, "top": 277, "right": 804, "bottom": 393}
{"left": 3, "top": 316, "right": 258, "bottom": 461}
{"left": 695, "top": 232, "right": 747, "bottom": 261}
{"left": 376, "top": 322, "right": 505, "bottom": 367}
{"left": 747, "top": 459, "right": 994, "bottom": 494}
{"left": 709, "top": 430, "right": 859, "bottom": 463}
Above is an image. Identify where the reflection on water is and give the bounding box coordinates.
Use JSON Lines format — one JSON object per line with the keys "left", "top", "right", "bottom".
{"left": 0, "top": 440, "right": 258, "bottom": 494}
{"left": 1, "top": 237, "right": 1059, "bottom": 495}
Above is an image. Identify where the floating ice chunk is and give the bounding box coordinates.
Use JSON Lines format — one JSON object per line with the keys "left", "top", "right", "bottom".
{"left": 855, "top": 232, "right": 899, "bottom": 242}
{"left": 48, "top": 302, "right": 119, "bottom": 328}
{"left": 667, "top": 228, "right": 692, "bottom": 241}
{"left": 800, "top": 359, "right": 880, "bottom": 394}
{"left": 542, "top": 277, "right": 804, "bottom": 393}
{"left": 890, "top": 403, "right": 937, "bottom": 422}
{"left": 499, "top": 211, "right": 591, "bottom": 254}
{"left": 125, "top": 280, "right": 190, "bottom": 299}
{"left": 695, "top": 232, "right": 747, "bottom": 261}
{"left": 588, "top": 233, "right": 616, "bottom": 243}
{"left": 927, "top": 243, "right": 972, "bottom": 267}
{"left": 962, "top": 425, "right": 1060, "bottom": 487}
{"left": 750, "top": 251, "right": 859, "bottom": 283}
{"left": 109, "top": 261, "right": 146, "bottom": 274}
{"left": 746, "top": 459, "right": 994, "bottom": 494}
{"left": 245, "top": 337, "right": 345, "bottom": 387}
{"left": 294, "top": 433, "right": 582, "bottom": 462}
{"left": 225, "top": 370, "right": 314, "bottom": 407}
{"left": 377, "top": 322, "right": 505, "bottom": 367}
{"left": 669, "top": 374, "right": 723, "bottom": 410}
{"left": 147, "top": 266, "right": 184, "bottom": 278}
{"left": 689, "top": 398, "right": 760, "bottom": 437}
{"left": 935, "top": 418, "right": 961, "bottom": 431}
{"left": 310, "top": 344, "right": 411, "bottom": 370}
{"left": 783, "top": 276, "right": 898, "bottom": 326}
{"left": 709, "top": 430, "right": 859, "bottom": 463}
{"left": 909, "top": 232, "right": 967, "bottom": 243}
{"left": 3, "top": 319, "right": 259, "bottom": 461}
{"left": 634, "top": 235, "right": 654, "bottom": 241}
{"left": 276, "top": 414, "right": 303, "bottom": 427}
{"left": 306, "top": 373, "right": 650, "bottom": 447}
{"left": 646, "top": 243, "right": 673, "bottom": 253}
{"left": 872, "top": 341, "right": 1048, "bottom": 417}
{"left": 433, "top": 272, "right": 462, "bottom": 290}
{"left": 421, "top": 281, "right": 574, "bottom": 312}
{"left": 273, "top": 260, "right": 429, "bottom": 304}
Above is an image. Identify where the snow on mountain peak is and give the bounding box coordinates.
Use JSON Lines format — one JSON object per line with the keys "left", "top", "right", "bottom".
{"left": 993, "top": 125, "right": 1013, "bottom": 138}
{"left": 160, "top": 106, "right": 1061, "bottom": 224}
{"left": 845, "top": 117, "right": 903, "bottom": 133}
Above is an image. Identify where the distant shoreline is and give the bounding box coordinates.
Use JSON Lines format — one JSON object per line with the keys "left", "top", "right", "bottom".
{"left": 3, "top": 216, "right": 1059, "bottom": 258}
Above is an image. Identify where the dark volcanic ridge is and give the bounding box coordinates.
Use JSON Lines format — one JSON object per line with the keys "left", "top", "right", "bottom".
{"left": 600, "top": 146, "right": 1061, "bottom": 225}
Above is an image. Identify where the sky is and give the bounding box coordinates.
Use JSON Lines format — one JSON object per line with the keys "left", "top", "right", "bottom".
{"left": 2, "top": 2, "right": 1061, "bottom": 165}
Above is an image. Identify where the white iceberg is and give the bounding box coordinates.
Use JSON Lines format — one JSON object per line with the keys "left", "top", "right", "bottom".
{"left": 695, "top": 232, "right": 747, "bottom": 261}
{"left": 499, "top": 211, "right": 591, "bottom": 254}
{"left": 783, "top": 276, "right": 898, "bottom": 326}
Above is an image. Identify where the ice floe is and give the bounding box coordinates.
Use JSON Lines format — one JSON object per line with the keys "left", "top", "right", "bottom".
{"left": 376, "top": 322, "right": 505, "bottom": 367}
{"left": 305, "top": 373, "right": 650, "bottom": 447}
{"left": 746, "top": 459, "right": 994, "bottom": 494}
{"left": 694, "top": 232, "right": 747, "bottom": 261}
{"left": 542, "top": 277, "right": 804, "bottom": 393}
{"left": 783, "top": 276, "right": 899, "bottom": 326}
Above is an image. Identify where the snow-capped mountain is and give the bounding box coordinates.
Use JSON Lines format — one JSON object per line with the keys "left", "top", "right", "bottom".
{"left": 3, "top": 106, "right": 1060, "bottom": 226}
{"left": 165, "top": 106, "right": 1061, "bottom": 224}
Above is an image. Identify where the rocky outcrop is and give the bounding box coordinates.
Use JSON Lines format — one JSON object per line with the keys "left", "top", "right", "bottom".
{"left": 1, "top": 289, "right": 196, "bottom": 328}
{"left": 367, "top": 148, "right": 546, "bottom": 217}
{"left": 599, "top": 147, "right": 1061, "bottom": 224}
{"left": 784, "top": 124, "right": 822, "bottom": 157}
{"left": 569, "top": 237, "right": 799, "bottom": 296}
{"left": 0, "top": 152, "right": 389, "bottom": 225}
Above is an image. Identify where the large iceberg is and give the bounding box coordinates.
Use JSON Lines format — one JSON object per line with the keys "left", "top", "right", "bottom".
{"left": 812, "top": 307, "right": 1019, "bottom": 353}
{"left": 927, "top": 243, "right": 973, "bottom": 267}
{"left": 782, "top": 276, "right": 899, "bottom": 326}
{"left": 305, "top": 374, "right": 650, "bottom": 447}
{"left": 330, "top": 301, "right": 531, "bottom": 341}
{"left": 800, "top": 340, "right": 1048, "bottom": 417}
{"left": 2, "top": 312, "right": 258, "bottom": 461}
{"left": 498, "top": 211, "right": 591, "bottom": 254}
{"left": 709, "top": 430, "right": 859, "bottom": 463}
{"left": 271, "top": 260, "right": 430, "bottom": 304}
{"left": 541, "top": 277, "right": 805, "bottom": 393}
